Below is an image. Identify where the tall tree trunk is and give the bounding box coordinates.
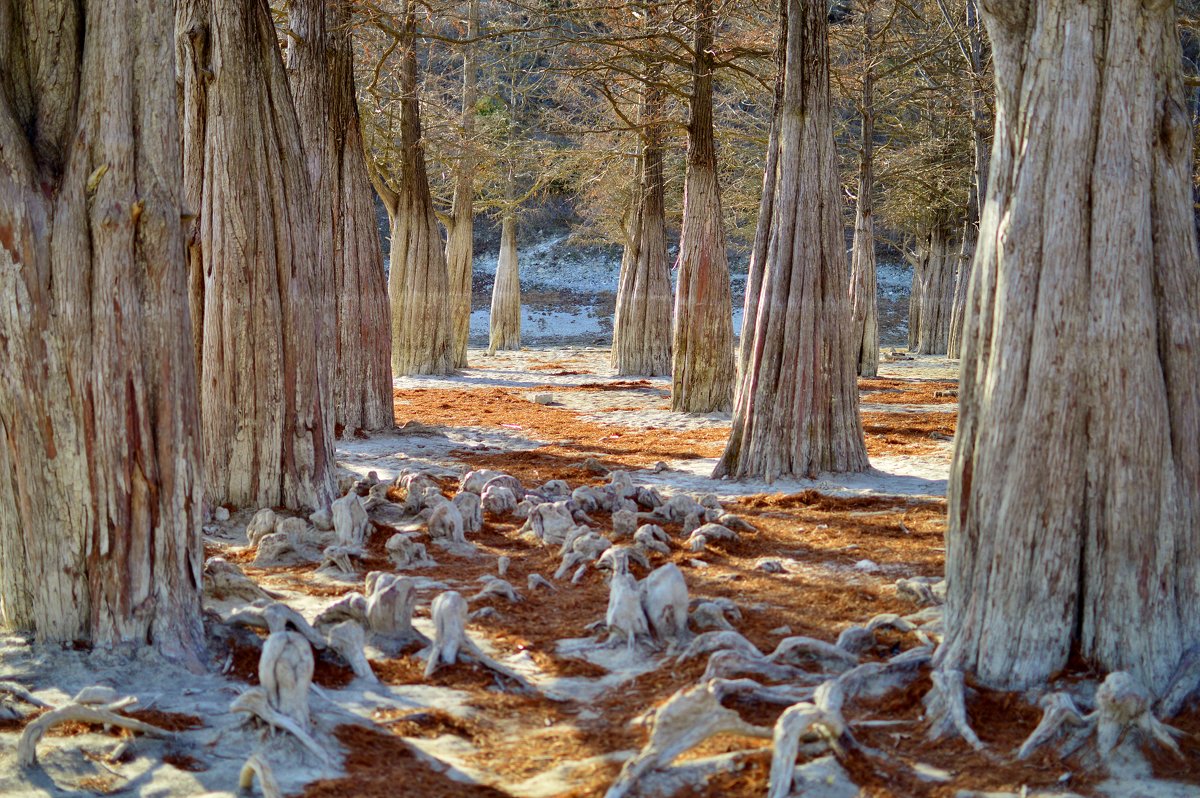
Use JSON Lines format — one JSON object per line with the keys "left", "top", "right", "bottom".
{"left": 715, "top": 0, "right": 868, "bottom": 480}
{"left": 947, "top": 0, "right": 989, "bottom": 360}
{"left": 286, "top": 0, "right": 336, "bottom": 411}
{"left": 327, "top": 0, "right": 393, "bottom": 431}
{"left": 611, "top": 14, "right": 672, "bottom": 376}
{"left": 848, "top": 2, "right": 879, "bottom": 377}
{"left": 177, "top": 0, "right": 335, "bottom": 511}
{"left": 446, "top": 0, "right": 479, "bottom": 369}
{"left": 0, "top": 0, "right": 204, "bottom": 660}
{"left": 388, "top": 0, "right": 454, "bottom": 377}
{"left": 488, "top": 212, "right": 521, "bottom": 353}
{"left": 940, "top": 0, "right": 1200, "bottom": 698}
{"left": 287, "top": 0, "right": 391, "bottom": 432}
{"left": 736, "top": 1, "right": 787, "bottom": 379}
{"left": 672, "top": 0, "right": 735, "bottom": 413}
{"left": 910, "top": 226, "right": 956, "bottom": 355}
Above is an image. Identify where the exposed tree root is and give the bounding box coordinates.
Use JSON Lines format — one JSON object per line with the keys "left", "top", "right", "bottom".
{"left": 423, "top": 591, "right": 532, "bottom": 690}
{"left": 1016, "top": 672, "right": 1183, "bottom": 765}
{"left": 923, "top": 668, "right": 984, "bottom": 751}
{"left": 603, "top": 679, "right": 774, "bottom": 798}
{"left": 18, "top": 693, "right": 174, "bottom": 768}
{"left": 239, "top": 753, "right": 282, "bottom": 798}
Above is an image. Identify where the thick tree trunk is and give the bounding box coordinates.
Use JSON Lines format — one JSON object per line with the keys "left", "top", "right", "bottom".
{"left": 388, "top": 1, "right": 455, "bottom": 377}
{"left": 714, "top": 0, "right": 868, "bottom": 480}
{"left": 0, "top": 0, "right": 204, "bottom": 659}
{"left": 612, "top": 78, "right": 673, "bottom": 376}
{"left": 848, "top": 3, "right": 879, "bottom": 377}
{"left": 909, "top": 226, "right": 956, "bottom": 355}
{"left": 177, "top": 0, "right": 336, "bottom": 511}
{"left": 947, "top": 0, "right": 988, "bottom": 360}
{"left": 326, "top": 0, "right": 393, "bottom": 431}
{"left": 672, "top": 0, "right": 735, "bottom": 413}
{"left": 940, "top": 0, "right": 1200, "bottom": 698}
{"left": 286, "top": 0, "right": 336, "bottom": 406}
{"left": 488, "top": 214, "right": 521, "bottom": 354}
{"left": 446, "top": 0, "right": 480, "bottom": 369}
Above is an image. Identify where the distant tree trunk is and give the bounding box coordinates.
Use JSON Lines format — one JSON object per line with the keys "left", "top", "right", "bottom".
{"left": 715, "top": 0, "right": 868, "bottom": 480}
{"left": 947, "top": 0, "right": 988, "bottom": 360}
{"left": 327, "top": 0, "right": 393, "bottom": 430}
{"left": 0, "top": 0, "right": 204, "bottom": 660}
{"left": 909, "top": 226, "right": 956, "bottom": 355}
{"left": 386, "top": 1, "right": 454, "bottom": 376}
{"left": 672, "top": 0, "right": 735, "bottom": 413}
{"left": 446, "top": 0, "right": 480, "bottom": 369}
{"left": 611, "top": 13, "right": 672, "bottom": 376}
{"left": 488, "top": 212, "right": 521, "bottom": 353}
{"left": 848, "top": 2, "right": 879, "bottom": 377}
{"left": 940, "top": 0, "right": 1200, "bottom": 698}
{"left": 177, "top": 0, "right": 335, "bottom": 511}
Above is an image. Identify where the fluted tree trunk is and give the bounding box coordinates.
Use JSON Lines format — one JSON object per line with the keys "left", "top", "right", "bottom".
{"left": 715, "top": 0, "right": 868, "bottom": 480}
{"left": 611, "top": 16, "right": 672, "bottom": 376}
{"left": 177, "top": 0, "right": 335, "bottom": 511}
{"left": 848, "top": 1, "right": 878, "bottom": 377}
{"left": 909, "top": 226, "right": 956, "bottom": 354}
{"left": 446, "top": 0, "right": 480, "bottom": 369}
{"left": 672, "top": 0, "right": 735, "bottom": 413}
{"left": 383, "top": 1, "right": 454, "bottom": 377}
{"left": 947, "top": 0, "right": 989, "bottom": 360}
{"left": 288, "top": 0, "right": 392, "bottom": 432}
{"left": 940, "top": 0, "right": 1200, "bottom": 698}
{"left": 488, "top": 212, "right": 521, "bottom": 353}
{"left": 0, "top": 0, "right": 204, "bottom": 660}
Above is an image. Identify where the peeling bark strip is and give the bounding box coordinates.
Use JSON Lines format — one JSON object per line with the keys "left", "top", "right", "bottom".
{"left": 290, "top": 0, "right": 392, "bottom": 432}
{"left": 0, "top": 0, "right": 204, "bottom": 656}
{"left": 386, "top": 0, "right": 454, "bottom": 377}
{"left": 177, "top": 0, "right": 336, "bottom": 511}
{"left": 715, "top": 0, "right": 868, "bottom": 481}
{"left": 447, "top": 0, "right": 480, "bottom": 369}
{"left": 941, "top": 0, "right": 1200, "bottom": 698}
{"left": 672, "top": 0, "right": 735, "bottom": 413}
{"left": 611, "top": 8, "right": 672, "bottom": 378}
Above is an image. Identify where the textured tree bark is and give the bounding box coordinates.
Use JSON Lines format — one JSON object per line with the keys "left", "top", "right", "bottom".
{"left": 714, "top": 0, "right": 868, "bottom": 480}
{"left": 611, "top": 16, "right": 673, "bottom": 376}
{"left": 387, "top": 1, "right": 455, "bottom": 377}
{"left": 672, "top": 0, "right": 735, "bottom": 413}
{"left": 177, "top": 0, "right": 336, "bottom": 511}
{"left": 0, "top": 0, "right": 204, "bottom": 659}
{"left": 909, "top": 226, "right": 956, "bottom": 355}
{"left": 328, "top": 0, "right": 393, "bottom": 430}
{"left": 940, "top": 0, "right": 1200, "bottom": 698}
{"left": 288, "top": 0, "right": 391, "bottom": 432}
{"left": 947, "top": 0, "right": 988, "bottom": 360}
{"left": 735, "top": 3, "right": 786, "bottom": 380}
{"left": 488, "top": 214, "right": 522, "bottom": 354}
{"left": 286, "top": 0, "right": 336, "bottom": 410}
{"left": 446, "top": 0, "right": 480, "bottom": 369}
{"left": 848, "top": 3, "right": 879, "bottom": 377}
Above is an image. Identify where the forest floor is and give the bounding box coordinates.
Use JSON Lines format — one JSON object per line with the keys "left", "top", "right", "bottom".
{"left": 0, "top": 346, "right": 1197, "bottom": 798}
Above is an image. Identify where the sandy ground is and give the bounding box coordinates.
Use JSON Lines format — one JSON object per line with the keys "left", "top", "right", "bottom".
{"left": 1, "top": 346, "right": 1195, "bottom": 798}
